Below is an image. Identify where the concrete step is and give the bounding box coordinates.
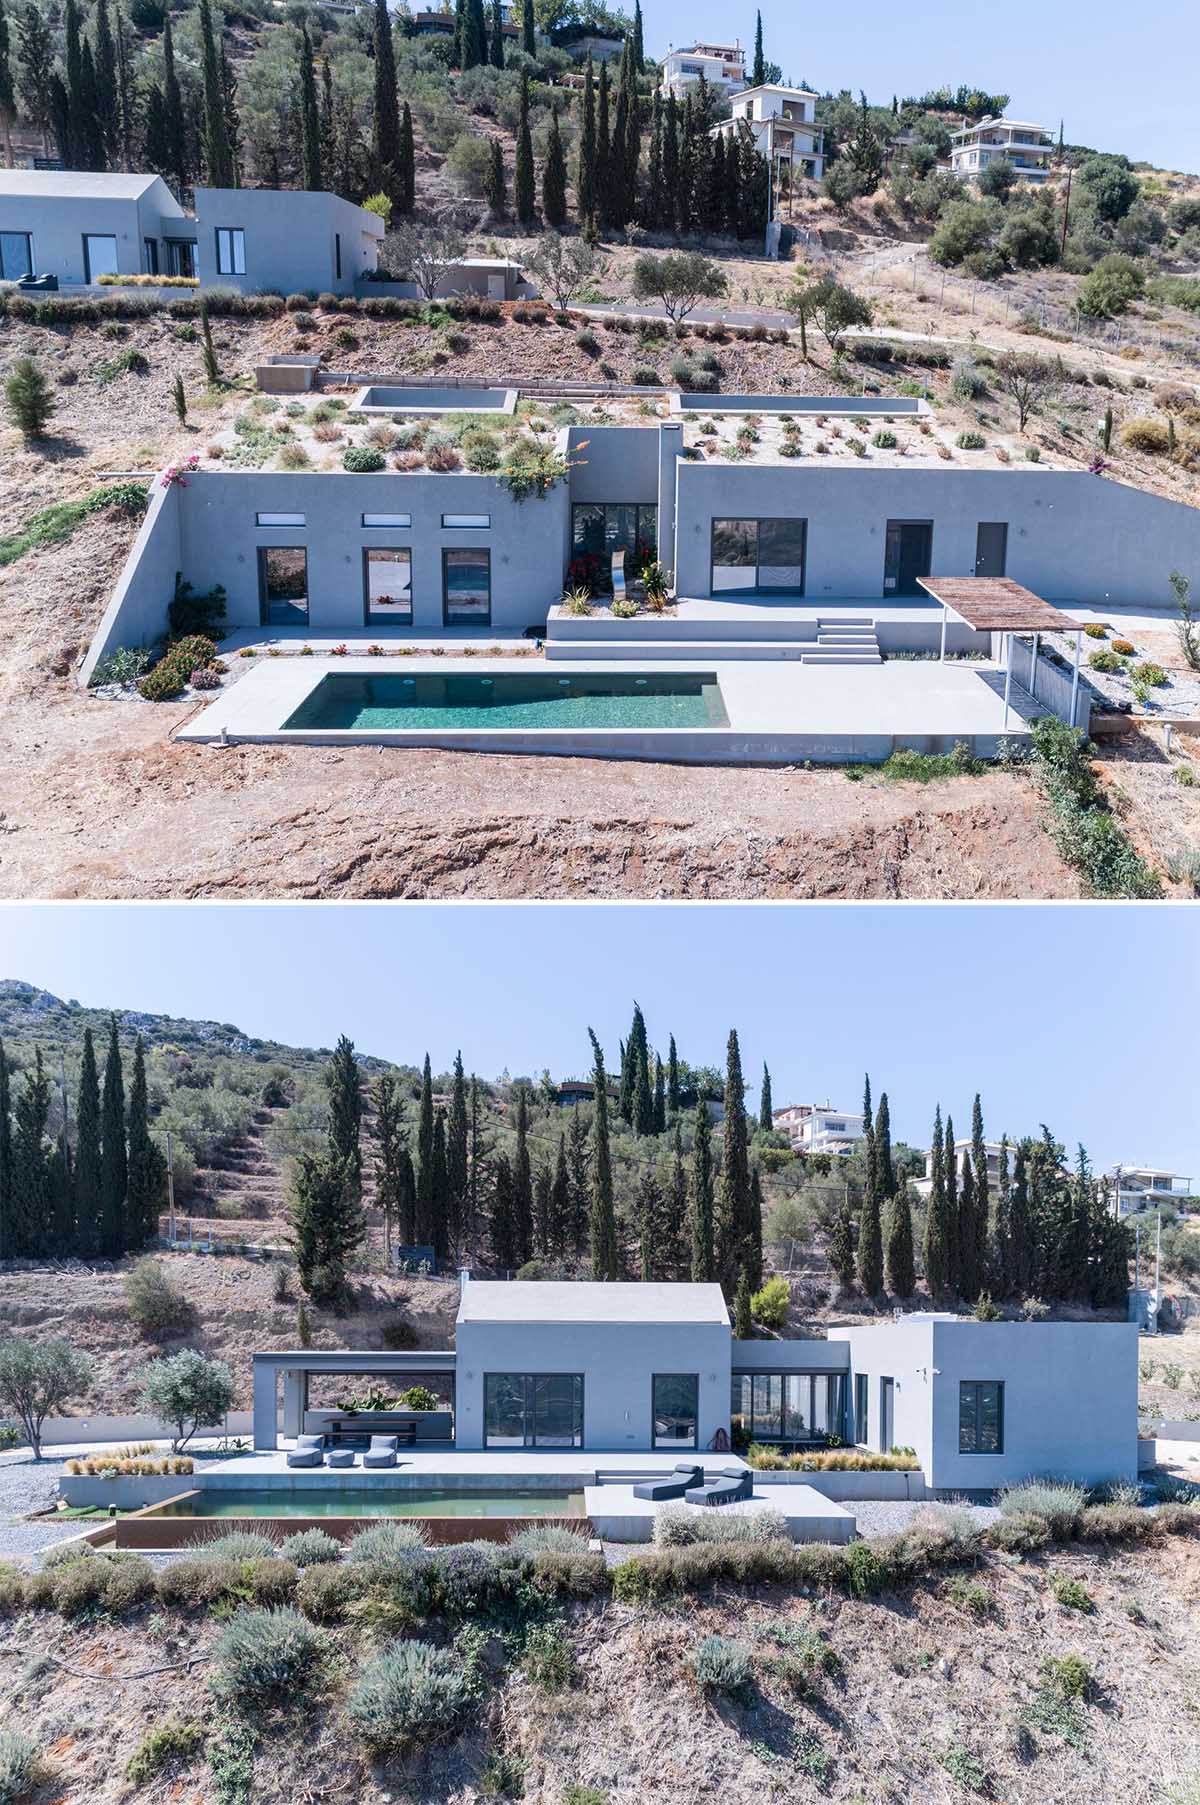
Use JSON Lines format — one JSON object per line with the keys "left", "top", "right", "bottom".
{"left": 800, "top": 648, "right": 883, "bottom": 665}
{"left": 817, "top": 632, "right": 877, "bottom": 645}
{"left": 819, "top": 615, "right": 874, "bottom": 628}
{"left": 544, "top": 639, "right": 816, "bottom": 662}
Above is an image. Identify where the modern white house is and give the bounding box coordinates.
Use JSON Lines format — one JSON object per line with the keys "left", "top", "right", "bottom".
{"left": 1108, "top": 1166, "right": 1195, "bottom": 1217}
{"left": 712, "top": 85, "right": 825, "bottom": 185}
{"left": 0, "top": 168, "right": 190, "bottom": 283}
{"left": 659, "top": 41, "right": 747, "bottom": 100}
{"left": 193, "top": 186, "right": 384, "bottom": 296}
{"left": 249, "top": 1281, "right": 1138, "bottom": 1488}
{"left": 773, "top": 1103, "right": 865, "bottom": 1155}
{"left": 950, "top": 117, "right": 1055, "bottom": 184}
{"left": 913, "top": 1138, "right": 1007, "bottom": 1199}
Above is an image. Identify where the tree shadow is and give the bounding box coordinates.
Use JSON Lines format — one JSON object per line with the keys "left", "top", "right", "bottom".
{"left": 28, "top": 433, "right": 88, "bottom": 463}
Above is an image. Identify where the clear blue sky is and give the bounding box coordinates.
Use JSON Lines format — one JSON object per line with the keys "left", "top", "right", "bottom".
{"left": 0, "top": 903, "right": 1194, "bottom": 1174}
{"left": 649, "top": 0, "right": 1199, "bottom": 173}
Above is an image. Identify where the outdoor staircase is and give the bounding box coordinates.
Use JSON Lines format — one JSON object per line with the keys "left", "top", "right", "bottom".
{"left": 800, "top": 618, "right": 882, "bottom": 666}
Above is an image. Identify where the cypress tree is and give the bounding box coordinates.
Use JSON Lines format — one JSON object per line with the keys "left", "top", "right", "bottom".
{"left": 64, "top": 0, "right": 83, "bottom": 164}
{"left": 327, "top": 1035, "right": 363, "bottom": 1198}
{"left": 958, "top": 1149, "right": 978, "bottom": 1300}
{"left": 924, "top": 1106, "right": 950, "bottom": 1295}
{"left": 642, "top": 87, "right": 662, "bottom": 228}
{"left": 430, "top": 1110, "right": 450, "bottom": 1263}
{"left": 160, "top": 11, "right": 188, "bottom": 194}
{"left": 624, "top": 1003, "right": 652, "bottom": 1133}
{"left": 397, "top": 1139, "right": 417, "bottom": 1247}
{"left": 373, "top": 1070, "right": 403, "bottom": 1263}
{"left": 542, "top": 107, "right": 567, "bottom": 227}
{"left": 289, "top": 1148, "right": 362, "bottom": 1307}
{"left": 512, "top": 1086, "right": 534, "bottom": 1266}
{"left": 220, "top": 38, "right": 241, "bottom": 185}
{"left": 970, "top": 1093, "right": 990, "bottom": 1287}
{"left": 452, "top": 0, "right": 465, "bottom": 66}
{"left": 415, "top": 1054, "right": 435, "bottom": 1247}
{"left": 485, "top": 134, "right": 506, "bottom": 213}
{"left": 550, "top": 1131, "right": 570, "bottom": 1260}
{"left": 638, "top": 1168, "right": 662, "bottom": 1281}
{"left": 759, "top": 1063, "right": 773, "bottom": 1132}
{"left": 748, "top": 1166, "right": 764, "bottom": 1293}
{"left": 521, "top": 0, "right": 534, "bottom": 57}
{"left": 690, "top": 1101, "right": 715, "bottom": 1281}
{"left": 875, "top": 1094, "right": 895, "bottom": 1205}
{"left": 1089, "top": 1179, "right": 1129, "bottom": 1308}
{"left": 466, "top": 1075, "right": 481, "bottom": 1241}
{"left": 12, "top": 1050, "right": 52, "bottom": 1258}
{"left": 857, "top": 1165, "right": 883, "bottom": 1297}
{"left": 0, "top": 1041, "right": 12, "bottom": 1262}
{"left": 596, "top": 61, "right": 611, "bottom": 225}
{"left": 651, "top": 1057, "right": 666, "bottom": 1134}
{"left": 1009, "top": 1140, "right": 1033, "bottom": 1297}
{"left": 299, "top": 24, "right": 321, "bottom": 191}
{"left": 490, "top": 0, "right": 504, "bottom": 68}
{"left": 0, "top": 0, "right": 15, "bottom": 170}
{"left": 662, "top": 91, "right": 680, "bottom": 228}
{"left": 578, "top": 55, "right": 596, "bottom": 224}
{"left": 884, "top": 1185, "right": 916, "bottom": 1298}
{"left": 534, "top": 1160, "right": 553, "bottom": 1256}
{"left": 942, "top": 1111, "right": 959, "bottom": 1292}
{"left": 490, "top": 1151, "right": 516, "bottom": 1269}
{"left": 514, "top": 69, "right": 535, "bottom": 223}
{"left": 717, "top": 1029, "right": 753, "bottom": 1292}
{"left": 446, "top": 1052, "right": 469, "bottom": 1251}
{"left": 751, "top": 9, "right": 765, "bottom": 86}
{"left": 198, "top": 0, "right": 234, "bottom": 188}
{"left": 704, "top": 128, "right": 725, "bottom": 234}
{"left": 666, "top": 1122, "right": 688, "bottom": 1278}
{"left": 723, "top": 116, "right": 740, "bottom": 233}
{"left": 587, "top": 1030, "right": 617, "bottom": 1280}
{"left": 829, "top": 1191, "right": 856, "bottom": 1291}
{"left": 372, "top": 0, "right": 401, "bottom": 190}
{"left": 609, "top": 38, "right": 632, "bottom": 227}
{"left": 468, "top": 0, "right": 487, "bottom": 68}
{"left": 99, "top": 1019, "right": 126, "bottom": 1261}
{"left": 631, "top": 0, "right": 643, "bottom": 68}
{"left": 666, "top": 1035, "right": 679, "bottom": 1119}
{"left": 398, "top": 102, "right": 415, "bottom": 212}
{"left": 733, "top": 1268, "right": 752, "bottom": 1338}
{"left": 320, "top": 56, "right": 334, "bottom": 167}
{"left": 93, "top": 0, "right": 118, "bottom": 164}
{"left": 73, "top": 1029, "right": 102, "bottom": 1259}
{"left": 992, "top": 1135, "right": 1011, "bottom": 1295}
{"left": 126, "top": 1036, "right": 165, "bottom": 1250}
{"left": 677, "top": 93, "right": 697, "bottom": 233}
{"left": 78, "top": 37, "right": 103, "bottom": 169}
{"left": 567, "top": 1103, "right": 588, "bottom": 1258}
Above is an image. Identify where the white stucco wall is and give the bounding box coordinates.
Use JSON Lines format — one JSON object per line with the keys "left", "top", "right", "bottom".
{"left": 454, "top": 1318, "right": 732, "bottom": 1452}
{"left": 194, "top": 188, "right": 383, "bottom": 296}
{"left": 0, "top": 176, "right": 185, "bottom": 282}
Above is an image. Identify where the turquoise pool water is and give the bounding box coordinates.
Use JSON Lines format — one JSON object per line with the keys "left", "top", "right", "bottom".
{"left": 282, "top": 672, "right": 729, "bottom": 732}
{"left": 155, "top": 1488, "right": 586, "bottom": 1519}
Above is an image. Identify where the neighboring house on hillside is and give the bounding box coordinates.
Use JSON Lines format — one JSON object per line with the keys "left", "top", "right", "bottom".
{"left": 407, "top": 4, "right": 519, "bottom": 43}
{"left": 659, "top": 41, "right": 747, "bottom": 100}
{"left": 950, "top": 117, "right": 1055, "bottom": 183}
{"left": 773, "top": 1104, "right": 865, "bottom": 1155}
{"left": 252, "top": 1277, "right": 1138, "bottom": 1485}
{"left": 193, "top": 187, "right": 384, "bottom": 296}
{"left": 0, "top": 169, "right": 189, "bottom": 283}
{"left": 913, "top": 1138, "right": 1007, "bottom": 1199}
{"left": 1108, "top": 1166, "right": 1195, "bottom": 1217}
{"left": 712, "top": 85, "right": 825, "bottom": 185}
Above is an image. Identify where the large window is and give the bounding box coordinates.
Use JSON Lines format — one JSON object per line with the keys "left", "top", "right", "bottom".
{"left": 215, "top": 227, "right": 246, "bottom": 276}
{"left": 653, "top": 1374, "right": 699, "bottom": 1450}
{"left": 164, "top": 239, "right": 197, "bottom": 279}
{"left": 571, "top": 504, "right": 658, "bottom": 562}
{"left": 854, "top": 1373, "right": 869, "bottom": 1445}
{"left": 959, "top": 1380, "right": 1004, "bottom": 1454}
{"left": 82, "top": 233, "right": 119, "bottom": 281}
{"left": 143, "top": 237, "right": 159, "bottom": 276}
{"left": 258, "top": 547, "right": 308, "bottom": 626}
{"left": 0, "top": 232, "right": 33, "bottom": 281}
{"left": 731, "top": 1372, "right": 845, "bottom": 1443}
{"left": 484, "top": 1374, "right": 584, "bottom": 1448}
{"left": 443, "top": 548, "right": 490, "bottom": 625}
{"left": 363, "top": 548, "right": 413, "bottom": 625}
{"left": 711, "top": 518, "right": 807, "bottom": 594}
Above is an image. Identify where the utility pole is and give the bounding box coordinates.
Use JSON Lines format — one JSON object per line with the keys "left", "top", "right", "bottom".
{"left": 165, "top": 1129, "right": 176, "bottom": 1244}
{"left": 1060, "top": 162, "right": 1073, "bottom": 260}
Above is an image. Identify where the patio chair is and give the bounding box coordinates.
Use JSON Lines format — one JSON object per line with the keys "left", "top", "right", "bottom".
{"left": 286, "top": 1433, "right": 325, "bottom": 1469}
{"left": 362, "top": 1435, "right": 400, "bottom": 1469}
{"left": 684, "top": 1466, "right": 753, "bottom": 1508}
{"left": 327, "top": 1446, "right": 356, "bottom": 1469}
{"left": 632, "top": 1462, "right": 704, "bottom": 1502}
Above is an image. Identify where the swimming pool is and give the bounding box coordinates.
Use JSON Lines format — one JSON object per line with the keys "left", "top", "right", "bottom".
{"left": 153, "top": 1487, "right": 587, "bottom": 1519}
{"left": 348, "top": 384, "right": 518, "bottom": 416}
{"left": 282, "top": 671, "right": 730, "bottom": 732}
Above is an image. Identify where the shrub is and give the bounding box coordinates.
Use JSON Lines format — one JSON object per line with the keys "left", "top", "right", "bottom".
{"left": 0, "top": 1564, "right": 28, "bottom": 1614}
{"left": 346, "top": 1522, "right": 429, "bottom": 1563}
{"left": 126, "top": 1720, "right": 205, "bottom": 1785}
{"left": 90, "top": 645, "right": 153, "bottom": 688}
{"left": 1045, "top": 1652, "right": 1091, "bottom": 1700}
{"left": 203, "top": 1531, "right": 280, "bottom": 1562}
{"left": 526, "top": 1549, "right": 607, "bottom": 1598}
{"left": 576, "top": 328, "right": 600, "bottom": 354}
{"left": 1049, "top": 1573, "right": 1094, "bottom": 1612}
{"left": 210, "top": 1606, "right": 324, "bottom": 1706}
{"left": 631, "top": 365, "right": 660, "bottom": 386}
{"left": 4, "top": 356, "right": 55, "bottom": 438}
{"left": 1078, "top": 253, "right": 1145, "bottom": 318}
{"left": 1112, "top": 638, "right": 1135, "bottom": 654}
{"left": 279, "top": 1529, "right": 341, "bottom": 1568}
{"left": 102, "top": 1556, "right": 157, "bottom": 1613}
{"left": 1083, "top": 622, "right": 1108, "bottom": 639}
{"left": 522, "top": 1622, "right": 578, "bottom": 1693}
{"left": 653, "top": 1505, "right": 790, "bottom": 1548}
{"left": 750, "top": 1274, "right": 791, "bottom": 1328}
{"left": 51, "top": 1556, "right": 112, "bottom": 1616}
{"left": 138, "top": 1348, "right": 236, "bottom": 1451}
{"left": 1089, "top": 649, "right": 1128, "bottom": 673}
{"left": 506, "top": 1524, "right": 592, "bottom": 1557}
{"left": 426, "top": 442, "right": 462, "bottom": 471}
{"left": 956, "top": 430, "right": 987, "bottom": 450}
{"left": 123, "top": 1257, "right": 192, "bottom": 1336}
{"left": 1120, "top": 418, "right": 1171, "bottom": 453}
{"left": 0, "top": 1731, "right": 37, "bottom": 1805}
{"left": 691, "top": 1634, "right": 752, "bottom": 1696}
{"left": 871, "top": 429, "right": 898, "bottom": 448}
{"left": 845, "top": 1540, "right": 891, "bottom": 1598}
{"left": 296, "top": 1561, "right": 363, "bottom": 1622}
{"left": 156, "top": 1556, "right": 243, "bottom": 1609}
{"left": 946, "top": 1575, "right": 993, "bottom": 1617}
{"left": 168, "top": 577, "right": 227, "bottom": 639}
{"left": 999, "top": 1480, "right": 1085, "bottom": 1538}
{"left": 950, "top": 358, "right": 987, "bottom": 400}
{"left": 342, "top": 446, "right": 386, "bottom": 473}
{"left": 1133, "top": 661, "right": 1168, "bottom": 686}
{"left": 346, "top": 1637, "right": 474, "bottom": 1752}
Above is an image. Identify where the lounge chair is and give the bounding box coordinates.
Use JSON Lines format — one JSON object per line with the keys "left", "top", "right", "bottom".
{"left": 327, "top": 1446, "right": 356, "bottom": 1469}
{"left": 632, "top": 1463, "right": 704, "bottom": 1502}
{"left": 362, "top": 1435, "right": 400, "bottom": 1469}
{"left": 684, "top": 1466, "right": 753, "bottom": 1508}
{"left": 286, "top": 1433, "right": 325, "bottom": 1469}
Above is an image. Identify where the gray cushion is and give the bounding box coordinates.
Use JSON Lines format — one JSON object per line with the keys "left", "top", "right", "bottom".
{"left": 368, "top": 1436, "right": 400, "bottom": 1452}
{"left": 286, "top": 1449, "right": 323, "bottom": 1467}
{"left": 362, "top": 1449, "right": 397, "bottom": 1467}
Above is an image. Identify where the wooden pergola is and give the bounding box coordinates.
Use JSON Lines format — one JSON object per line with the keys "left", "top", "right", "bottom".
{"left": 918, "top": 576, "right": 1085, "bottom": 730}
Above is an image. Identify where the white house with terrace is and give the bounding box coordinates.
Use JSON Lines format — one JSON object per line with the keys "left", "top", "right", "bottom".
{"left": 773, "top": 1104, "right": 865, "bottom": 1155}
{"left": 658, "top": 41, "right": 747, "bottom": 100}
{"left": 712, "top": 84, "right": 826, "bottom": 185}
{"left": 950, "top": 117, "right": 1056, "bottom": 185}
{"left": 1107, "top": 1166, "right": 1195, "bottom": 1216}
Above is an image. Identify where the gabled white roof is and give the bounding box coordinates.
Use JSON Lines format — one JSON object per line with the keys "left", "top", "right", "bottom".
{"left": 0, "top": 169, "right": 173, "bottom": 200}
{"left": 458, "top": 1279, "right": 730, "bottom": 1327}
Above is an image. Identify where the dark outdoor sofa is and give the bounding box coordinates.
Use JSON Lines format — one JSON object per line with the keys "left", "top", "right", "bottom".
{"left": 684, "top": 1466, "right": 754, "bottom": 1507}
{"left": 631, "top": 1462, "right": 704, "bottom": 1502}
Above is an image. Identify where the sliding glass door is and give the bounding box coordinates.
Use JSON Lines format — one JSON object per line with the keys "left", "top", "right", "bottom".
{"left": 483, "top": 1373, "right": 584, "bottom": 1448}
{"left": 258, "top": 547, "right": 309, "bottom": 625}
{"left": 711, "top": 518, "right": 807, "bottom": 594}
{"left": 652, "top": 1374, "right": 699, "bottom": 1450}
{"left": 730, "top": 1372, "right": 846, "bottom": 1443}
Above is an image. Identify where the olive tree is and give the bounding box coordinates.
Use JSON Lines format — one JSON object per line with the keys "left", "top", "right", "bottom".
{"left": 521, "top": 232, "right": 597, "bottom": 311}
{"left": 630, "top": 252, "right": 727, "bottom": 323}
{"left": 0, "top": 1338, "right": 93, "bottom": 1459}
{"left": 993, "top": 351, "right": 1055, "bottom": 432}
{"left": 786, "top": 276, "right": 872, "bottom": 353}
{"left": 380, "top": 221, "right": 467, "bottom": 301}
{"left": 138, "top": 1348, "right": 236, "bottom": 1451}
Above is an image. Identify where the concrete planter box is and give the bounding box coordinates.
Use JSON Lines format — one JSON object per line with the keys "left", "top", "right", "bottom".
{"left": 60, "top": 1473, "right": 199, "bottom": 1509}
{"left": 751, "top": 1469, "right": 926, "bottom": 1501}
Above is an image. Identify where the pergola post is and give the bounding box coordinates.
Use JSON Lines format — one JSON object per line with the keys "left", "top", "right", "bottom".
{"left": 939, "top": 601, "right": 947, "bottom": 663}
{"left": 283, "top": 1369, "right": 307, "bottom": 1440}
{"left": 1002, "top": 632, "right": 1013, "bottom": 731}
{"left": 252, "top": 1358, "right": 280, "bottom": 1450}
{"left": 1029, "top": 631, "right": 1039, "bottom": 702}
{"left": 1069, "top": 629, "right": 1082, "bottom": 726}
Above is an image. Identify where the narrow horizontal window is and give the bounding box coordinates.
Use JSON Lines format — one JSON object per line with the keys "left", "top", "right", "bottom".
{"left": 256, "top": 513, "right": 306, "bottom": 527}
{"left": 362, "top": 513, "right": 412, "bottom": 528}
{"left": 441, "top": 513, "right": 490, "bottom": 529}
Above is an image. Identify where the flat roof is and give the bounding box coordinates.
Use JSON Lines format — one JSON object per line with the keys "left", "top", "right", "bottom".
{"left": 252, "top": 1349, "right": 457, "bottom": 1371}
{"left": 918, "top": 576, "right": 1083, "bottom": 633}
{"left": 0, "top": 169, "right": 168, "bottom": 199}
{"left": 458, "top": 1280, "right": 730, "bottom": 1326}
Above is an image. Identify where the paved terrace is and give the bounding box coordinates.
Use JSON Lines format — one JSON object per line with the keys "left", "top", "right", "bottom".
{"left": 172, "top": 1449, "right": 752, "bottom": 1486}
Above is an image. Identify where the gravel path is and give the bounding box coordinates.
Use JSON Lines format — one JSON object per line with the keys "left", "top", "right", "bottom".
{"left": 0, "top": 1450, "right": 87, "bottom": 1558}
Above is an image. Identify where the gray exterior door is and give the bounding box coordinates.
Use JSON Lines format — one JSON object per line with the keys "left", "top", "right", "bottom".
{"left": 879, "top": 1377, "right": 894, "bottom": 1452}
{"left": 975, "top": 522, "right": 1008, "bottom": 578}
{"left": 883, "top": 522, "right": 933, "bottom": 596}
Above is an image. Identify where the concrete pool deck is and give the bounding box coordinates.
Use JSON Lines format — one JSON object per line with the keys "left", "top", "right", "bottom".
{"left": 175, "top": 654, "right": 1041, "bottom": 764}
